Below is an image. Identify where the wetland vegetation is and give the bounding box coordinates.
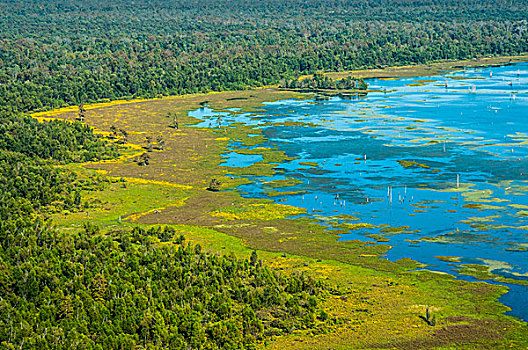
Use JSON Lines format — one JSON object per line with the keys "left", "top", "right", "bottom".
{"left": 1, "top": 0, "right": 528, "bottom": 349}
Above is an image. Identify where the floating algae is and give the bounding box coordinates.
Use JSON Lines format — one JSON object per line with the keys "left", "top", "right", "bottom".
{"left": 397, "top": 160, "right": 431, "bottom": 169}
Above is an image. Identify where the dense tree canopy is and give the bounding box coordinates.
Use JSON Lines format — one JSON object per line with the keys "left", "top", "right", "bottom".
{"left": 0, "top": 117, "right": 119, "bottom": 162}
{"left": 0, "top": 223, "right": 329, "bottom": 349}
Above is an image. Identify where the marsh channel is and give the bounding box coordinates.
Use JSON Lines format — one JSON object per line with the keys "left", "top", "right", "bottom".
{"left": 190, "top": 63, "right": 528, "bottom": 321}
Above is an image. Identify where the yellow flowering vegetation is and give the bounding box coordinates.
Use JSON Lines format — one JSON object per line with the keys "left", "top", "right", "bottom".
{"left": 212, "top": 203, "right": 306, "bottom": 221}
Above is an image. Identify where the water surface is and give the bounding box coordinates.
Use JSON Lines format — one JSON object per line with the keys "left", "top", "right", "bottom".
{"left": 190, "top": 63, "right": 528, "bottom": 320}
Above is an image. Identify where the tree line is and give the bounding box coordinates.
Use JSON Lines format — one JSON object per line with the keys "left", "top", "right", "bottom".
{"left": 283, "top": 73, "right": 369, "bottom": 91}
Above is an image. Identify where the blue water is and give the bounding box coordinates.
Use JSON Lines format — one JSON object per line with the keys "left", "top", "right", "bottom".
{"left": 220, "top": 152, "right": 263, "bottom": 167}
{"left": 189, "top": 63, "right": 528, "bottom": 321}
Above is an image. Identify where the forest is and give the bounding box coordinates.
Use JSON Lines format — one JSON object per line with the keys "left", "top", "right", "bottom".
{"left": 1, "top": 0, "right": 528, "bottom": 348}
{"left": 1, "top": 0, "right": 527, "bottom": 118}
{"left": 0, "top": 120, "right": 330, "bottom": 349}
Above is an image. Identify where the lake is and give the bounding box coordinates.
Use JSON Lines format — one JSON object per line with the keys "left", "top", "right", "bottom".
{"left": 190, "top": 62, "right": 528, "bottom": 321}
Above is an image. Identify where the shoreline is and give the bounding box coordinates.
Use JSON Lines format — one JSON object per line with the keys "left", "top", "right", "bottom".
{"left": 30, "top": 59, "right": 528, "bottom": 348}
{"left": 30, "top": 54, "right": 528, "bottom": 118}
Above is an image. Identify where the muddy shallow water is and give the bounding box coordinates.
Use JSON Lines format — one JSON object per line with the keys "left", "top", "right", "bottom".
{"left": 190, "top": 63, "right": 528, "bottom": 320}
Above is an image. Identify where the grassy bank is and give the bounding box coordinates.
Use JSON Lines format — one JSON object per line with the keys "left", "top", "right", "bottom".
{"left": 32, "top": 64, "right": 528, "bottom": 348}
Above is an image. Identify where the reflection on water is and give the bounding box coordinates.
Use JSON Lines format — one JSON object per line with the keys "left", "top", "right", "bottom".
{"left": 189, "top": 63, "right": 528, "bottom": 320}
